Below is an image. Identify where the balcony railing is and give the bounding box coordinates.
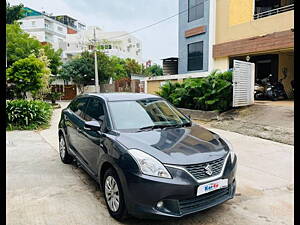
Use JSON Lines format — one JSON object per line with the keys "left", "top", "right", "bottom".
{"left": 254, "top": 4, "right": 294, "bottom": 20}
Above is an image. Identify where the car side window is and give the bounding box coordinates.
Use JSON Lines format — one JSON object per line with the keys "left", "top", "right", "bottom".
{"left": 84, "top": 98, "right": 105, "bottom": 122}
{"left": 70, "top": 98, "right": 89, "bottom": 118}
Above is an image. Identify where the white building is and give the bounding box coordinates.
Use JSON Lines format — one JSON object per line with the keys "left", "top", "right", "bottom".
{"left": 19, "top": 15, "right": 68, "bottom": 51}
{"left": 18, "top": 8, "right": 143, "bottom": 63}
{"left": 18, "top": 7, "right": 86, "bottom": 59}
{"left": 64, "top": 26, "right": 143, "bottom": 63}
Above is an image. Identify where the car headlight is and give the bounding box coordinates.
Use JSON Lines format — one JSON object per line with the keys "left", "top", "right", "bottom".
{"left": 222, "top": 137, "right": 236, "bottom": 164}
{"left": 128, "top": 149, "right": 172, "bottom": 179}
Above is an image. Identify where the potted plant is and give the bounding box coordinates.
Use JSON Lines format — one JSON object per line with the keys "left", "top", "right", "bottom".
{"left": 48, "top": 92, "right": 62, "bottom": 104}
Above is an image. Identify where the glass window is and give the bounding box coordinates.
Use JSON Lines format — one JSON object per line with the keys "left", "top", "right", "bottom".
{"left": 84, "top": 98, "right": 105, "bottom": 122}
{"left": 188, "top": 0, "right": 204, "bottom": 22}
{"left": 108, "top": 99, "right": 190, "bottom": 130}
{"left": 69, "top": 98, "right": 89, "bottom": 118}
{"left": 188, "top": 41, "right": 203, "bottom": 71}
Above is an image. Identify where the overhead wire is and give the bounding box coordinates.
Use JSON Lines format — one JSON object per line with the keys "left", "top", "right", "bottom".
{"left": 104, "top": 0, "right": 209, "bottom": 41}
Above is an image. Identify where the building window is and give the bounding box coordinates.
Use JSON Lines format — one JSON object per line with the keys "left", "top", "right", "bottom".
{"left": 254, "top": 0, "right": 294, "bottom": 19}
{"left": 31, "top": 21, "right": 36, "bottom": 27}
{"left": 57, "top": 26, "right": 63, "bottom": 32}
{"left": 188, "top": 41, "right": 203, "bottom": 71}
{"left": 188, "top": 0, "right": 204, "bottom": 22}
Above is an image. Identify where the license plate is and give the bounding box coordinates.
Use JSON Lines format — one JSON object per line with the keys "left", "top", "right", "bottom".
{"left": 197, "top": 179, "right": 228, "bottom": 196}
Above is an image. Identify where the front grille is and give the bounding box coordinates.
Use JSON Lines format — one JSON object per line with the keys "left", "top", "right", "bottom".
{"left": 178, "top": 187, "right": 230, "bottom": 214}
{"left": 184, "top": 156, "right": 226, "bottom": 180}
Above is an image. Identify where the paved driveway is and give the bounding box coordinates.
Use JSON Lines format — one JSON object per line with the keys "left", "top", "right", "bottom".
{"left": 6, "top": 102, "right": 294, "bottom": 225}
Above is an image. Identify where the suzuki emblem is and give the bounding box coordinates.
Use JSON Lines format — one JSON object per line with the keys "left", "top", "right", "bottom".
{"left": 205, "top": 164, "right": 213, "bottom": 176}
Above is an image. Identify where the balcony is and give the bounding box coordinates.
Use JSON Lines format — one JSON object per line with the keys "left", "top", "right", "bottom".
{"left": 254, "top": 4, "right": 294, "bottom": 20}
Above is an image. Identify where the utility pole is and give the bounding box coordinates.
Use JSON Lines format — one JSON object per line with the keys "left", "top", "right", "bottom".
{"left": 93, "top": 28, "right": 100, "bottom": 93}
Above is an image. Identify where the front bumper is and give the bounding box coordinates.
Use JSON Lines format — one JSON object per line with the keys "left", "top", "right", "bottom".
{"left": 122, "top": 156, "right": 237, "bottom": 219}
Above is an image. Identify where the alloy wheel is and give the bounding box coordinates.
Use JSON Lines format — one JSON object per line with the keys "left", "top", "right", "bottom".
{"left": 59, "top": 137, "right": 66, "bottom": 159}
{"left": 105, "top": 176, "right": 120, "bottom": 212}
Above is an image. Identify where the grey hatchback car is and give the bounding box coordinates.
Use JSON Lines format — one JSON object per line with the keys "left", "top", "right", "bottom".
{"left": 58, "top": 93, "right": 237, "bottom": 220}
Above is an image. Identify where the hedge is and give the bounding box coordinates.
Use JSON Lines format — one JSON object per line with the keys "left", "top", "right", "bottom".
{"left": 156, "top": 70, "right": 233, "bottom": 112}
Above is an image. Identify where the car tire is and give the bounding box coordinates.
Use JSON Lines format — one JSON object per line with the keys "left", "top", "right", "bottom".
{"left": 59, "top": 134, "right": 73, "bottom": 164}
{"left": 103, "top": 168, "right": 127, "bottom": 221}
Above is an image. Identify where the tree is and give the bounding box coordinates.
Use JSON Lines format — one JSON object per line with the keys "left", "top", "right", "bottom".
{"left": 79, "top": 51, "right": 114, "bottom": 83}
{"left": 124, "top": 58, "right": 142, "bottom": 77}
{"left": 31, "top": 49, "right": 52, "bottom": 100}
{"left": 6, "top": 23, "right": 41, "bottom": 67}
{"left": 144, "top": 64, "right": 163, "bottom": 76}
{"left": 110, "top": 56, "right": 127, "bottom": 80}
{"left": 6, "top": 23, "right": 63, "bottom": 74}
{"left": 6, "top": 2, "right": 25, "bottom": 24}
{"left": 6, "top": 55, "right": 47, "bottom": 98}
{"left": 96, "top": 51, "right": 114, "bottom": 83}
{"left": 42, "top": 44, "right": 63, "bottom": 75}
{"left": 59, "top": 55, "right": 94, "bottom": 93}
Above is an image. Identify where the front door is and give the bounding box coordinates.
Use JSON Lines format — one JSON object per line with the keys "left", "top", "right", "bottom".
{"left": 79, "top": 97, "right": 107, "bottom": 175}
{"left": 66, "top": 97, "right": 89, "bottom": 163}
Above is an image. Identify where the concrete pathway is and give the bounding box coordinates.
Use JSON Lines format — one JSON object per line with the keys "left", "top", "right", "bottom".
{"left": 6, "top": 102, "right": 294, "bottom": 225}
{"left": 206, "top": 100, "right": 294, "bottom": 145}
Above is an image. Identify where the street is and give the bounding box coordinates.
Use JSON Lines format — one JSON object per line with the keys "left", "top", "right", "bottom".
{"left": 6, "top": 103, "right": 294, "bottom": 225}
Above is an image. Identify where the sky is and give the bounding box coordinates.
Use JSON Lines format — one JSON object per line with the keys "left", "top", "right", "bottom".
{"left": 9, "top": 0, "right": 179, "bottom": 65}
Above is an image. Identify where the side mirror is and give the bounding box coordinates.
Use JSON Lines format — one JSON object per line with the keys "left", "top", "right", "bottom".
{"left": 84, "top": 120, "right": 101, "bottom": 131}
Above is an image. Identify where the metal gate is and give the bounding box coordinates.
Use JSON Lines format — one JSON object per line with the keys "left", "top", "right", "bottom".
{"left": 233, "top": 60, "right": 255, "bottom": 107}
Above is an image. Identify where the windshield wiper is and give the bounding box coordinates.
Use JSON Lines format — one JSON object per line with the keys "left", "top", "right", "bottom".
{"left": 137, "top": 124, "right": 169, "bottom": 132}
{"left": 137, "top": 122, "right": 192, "bottom": 132}
{"left": 162, "top": 121, "right": 192, "bottom": 129}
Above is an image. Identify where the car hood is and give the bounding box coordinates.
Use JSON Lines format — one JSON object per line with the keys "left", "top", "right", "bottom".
{"left": 116, "top": 124, "right": 229, "bottom": 165}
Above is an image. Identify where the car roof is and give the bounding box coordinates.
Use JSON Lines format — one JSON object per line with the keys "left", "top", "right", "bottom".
{"left": 80, "top": 92, "right": 162, "bottom": 101}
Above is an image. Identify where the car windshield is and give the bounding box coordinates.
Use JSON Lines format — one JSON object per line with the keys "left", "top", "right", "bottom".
{"left": 108, "top": 99, "right": 191, "bottom": 130}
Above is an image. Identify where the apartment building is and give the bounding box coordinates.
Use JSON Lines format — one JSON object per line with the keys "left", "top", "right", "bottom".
{"left": 19, "top": 7, "right": 143, "bottom": 63}
{"left": 213, "top": 0, "right": 294, "bottom": 97}
{"left": 64, "top": 26, "right": 143, "bottom": 63}
{"left": 19, "top": 7, "right": 68, "bottom": 51}
{"left": 53, "top": 15, "right": 87, "bottom": 34}
{"left": 146, "top": 0, "right": 294, "bottom": 97}
{"left": 146, "top": 0, "right": 216, "bottom": 94}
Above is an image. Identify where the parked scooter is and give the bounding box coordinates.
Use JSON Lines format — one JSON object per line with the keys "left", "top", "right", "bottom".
{"left": 273, "top": 77, "right": 288, "bottom": 100}
{"left": 254, "top": 74, "right": 288, "bottom": 101}
{"left": 264, "top": 75, "right": 279, "bottom": 101}
{"left": 254, "top": 79, "right": 265, "bottom": 100}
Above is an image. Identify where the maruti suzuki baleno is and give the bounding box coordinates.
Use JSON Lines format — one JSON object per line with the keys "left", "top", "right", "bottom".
{"left": 58, "top": 93, "right": 237, "bottom": 220}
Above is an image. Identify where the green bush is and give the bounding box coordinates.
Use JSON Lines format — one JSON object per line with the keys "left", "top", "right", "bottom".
{"left": 6, "top": 100, "right": 53, "bottom": 130}
{"left": 157, "top": 70, "right": 233, "bottom": 112}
